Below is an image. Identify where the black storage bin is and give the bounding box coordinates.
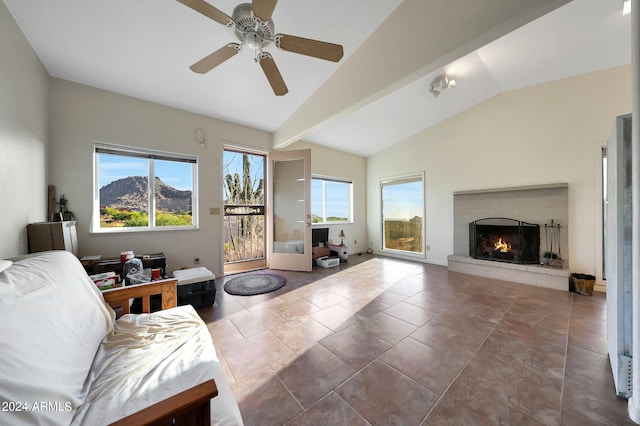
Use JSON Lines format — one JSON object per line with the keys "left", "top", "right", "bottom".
{"left": 178, "top": 280, "right": 216, "bottom": 309}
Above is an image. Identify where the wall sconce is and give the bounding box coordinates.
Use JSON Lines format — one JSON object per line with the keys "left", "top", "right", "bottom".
{"left": 338, "top": 230, "right": 346, "bottom": 246}
{"left": 429, "top": 74, "right": 456, "bottom": 98}
{"left": 195, "top": 128, "right": 206, "bottom": 149}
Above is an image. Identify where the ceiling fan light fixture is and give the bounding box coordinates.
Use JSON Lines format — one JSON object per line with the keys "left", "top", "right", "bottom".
{"left": 429, "top": 74, "right": 456, "bottom": 98}
{"left": 178, "top": 0, "right": 344, "bottom": 96}
{"left": 245, "top": 31, "right": 267, "bottom": 50}
{"left": 233, "top": 3, "right": 274, "bottom": 44}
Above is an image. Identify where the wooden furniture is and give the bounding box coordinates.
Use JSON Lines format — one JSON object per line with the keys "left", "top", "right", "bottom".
{"left": 110, "top": 379, "right": 218, "bottom": 426}
{"left": 102, "top": 278, "right": 177, "bottom": 315}
{"left": 103, "top": 279, "right": 217, "bottom": 425}
{"left": 0, "top": 251, "right": 242, "bottom": 426}
{"left": 84, "top": 252, "right": 167, "bottom": 281}
{"left": 27, "top": 221, "right": 78, "bottom": 255}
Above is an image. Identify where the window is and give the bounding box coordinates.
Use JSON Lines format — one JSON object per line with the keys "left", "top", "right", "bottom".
{"left": 381, "top": 173, "right": 424, "bottom": 255}
{"left": 311, "top": 177, "right": 352, "bottom": 224}
{"left": 93, "top": 143, "right": 197, "bottom": 232}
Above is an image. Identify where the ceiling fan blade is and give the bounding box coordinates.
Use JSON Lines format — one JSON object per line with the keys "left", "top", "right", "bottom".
{"left": 275, "top": 34, "right": 343, "bottom": 62}
{"left": 258, "top": 53, "right": 288, "bottom": 96}
{"left": 252, "top": 0, "right": 278, "bottom": 22}
{"left": 190, "top": 44, "right": 240, "bottom": 74}
{"left": 177, "top": 0, "right": 233, "bottom": 26}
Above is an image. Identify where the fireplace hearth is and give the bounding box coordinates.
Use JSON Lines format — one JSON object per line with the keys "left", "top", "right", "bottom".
{"left": 469, "top": 217, "right": 540, "bottom": 264}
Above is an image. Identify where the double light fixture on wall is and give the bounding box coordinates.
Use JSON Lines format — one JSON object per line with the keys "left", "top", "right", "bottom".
{"left": 429, "top": 74, "right": 456, "bottom": 98}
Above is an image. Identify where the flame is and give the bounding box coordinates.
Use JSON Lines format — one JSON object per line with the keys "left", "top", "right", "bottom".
{"left": 494, "top": 237, "right": 511, "bottom": 253}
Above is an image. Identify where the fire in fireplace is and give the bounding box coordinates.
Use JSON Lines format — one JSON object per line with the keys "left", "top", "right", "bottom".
{"left": 469, "top": 217, "right": 540, "bottom": 264}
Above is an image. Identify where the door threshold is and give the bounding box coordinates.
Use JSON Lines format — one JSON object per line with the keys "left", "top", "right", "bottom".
{"left": 224, "top": 259, "right": 267, "bottom": 275}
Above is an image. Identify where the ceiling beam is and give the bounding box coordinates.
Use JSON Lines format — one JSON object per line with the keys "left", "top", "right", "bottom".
{"left": 272, "top": 0, "right": 571, "bottom": 150}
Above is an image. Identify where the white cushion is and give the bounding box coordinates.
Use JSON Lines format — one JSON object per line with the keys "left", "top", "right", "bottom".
{"left": 72, "top": 305, "right": 242, "bottom": 426}
{"left": 0, "top": 251, "right": 114, "bottom": 425}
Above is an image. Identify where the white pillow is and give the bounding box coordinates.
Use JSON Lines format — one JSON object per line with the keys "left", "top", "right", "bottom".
{"left": 0, "top": 251, "right": 114, "bottom": 425}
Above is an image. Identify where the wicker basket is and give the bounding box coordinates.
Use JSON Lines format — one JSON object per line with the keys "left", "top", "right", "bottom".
{"left": 570, "top": 273, "right": 595, "bottom": 296}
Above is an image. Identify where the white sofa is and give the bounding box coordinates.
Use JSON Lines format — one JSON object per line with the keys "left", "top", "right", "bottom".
{"left": 0, "top": 250, "right": 243, "bottom": 425}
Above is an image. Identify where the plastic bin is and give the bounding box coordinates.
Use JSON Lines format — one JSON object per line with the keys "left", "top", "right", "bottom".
{"left": 570, "top": 273, "right": 595, "bottom": 296}
{"left": 173, "top": 268, "right": 216, "bottom": 309}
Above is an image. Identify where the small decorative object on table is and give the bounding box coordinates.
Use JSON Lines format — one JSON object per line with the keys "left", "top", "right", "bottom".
{"left": 338, "top": 229, "right": 346, "bottom": 246}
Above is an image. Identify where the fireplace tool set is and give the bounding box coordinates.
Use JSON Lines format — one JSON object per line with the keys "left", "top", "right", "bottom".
{"left": 543, "top": 219, "right": 563, "bottom": 268}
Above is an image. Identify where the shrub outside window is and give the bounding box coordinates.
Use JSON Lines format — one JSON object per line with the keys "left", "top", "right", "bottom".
{"left": 311, "top": 177, "right": 352, "bottom": 224}
{"left": 93, "top": 143, "right": 198, "bottom": 232}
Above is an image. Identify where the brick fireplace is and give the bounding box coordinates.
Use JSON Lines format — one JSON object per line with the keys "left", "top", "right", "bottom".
{"left": 448, "top": 183, "right": 570, "bottom": 290}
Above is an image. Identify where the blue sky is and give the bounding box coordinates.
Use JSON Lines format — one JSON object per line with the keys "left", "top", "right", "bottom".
{"left": 100, "top": 151, "right": 420, "bottom": 218}
{"left": 223, "top": 151, "right": 264, "bottom": 200}
{"left": 311, "top": 179, "right": 349, "bottom": 218}
{"left": 223, "top": 151, "right": 264, "bottom": 180}
{"left": 383, "top": 181, "right": 423, "bottom": 220}
{"left": 98, "top": 154, "right": 193, "bottom": 190}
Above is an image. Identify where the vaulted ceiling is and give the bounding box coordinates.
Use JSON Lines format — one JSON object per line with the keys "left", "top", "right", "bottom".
{"left": 3, "top": 0, "right": 631, "bottom": 156}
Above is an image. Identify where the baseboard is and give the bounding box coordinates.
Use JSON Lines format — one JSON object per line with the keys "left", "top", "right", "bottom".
{"left": 628, "top": 397, "right": 640, "bottom": 424}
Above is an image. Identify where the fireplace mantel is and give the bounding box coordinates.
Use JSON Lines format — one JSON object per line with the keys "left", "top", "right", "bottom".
{"left": 453, "top": 183, "right": 568, "bottom": 196}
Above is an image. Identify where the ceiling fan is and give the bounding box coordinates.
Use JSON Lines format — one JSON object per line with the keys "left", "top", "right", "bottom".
{"left": 177, "top": 0, "right": 345, "bottom": 96}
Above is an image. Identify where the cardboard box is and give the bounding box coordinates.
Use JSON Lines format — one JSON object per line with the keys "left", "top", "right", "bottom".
{"left": 94, "top": 276, "right": 119, "bottom": 289}
{"left": 312, "top": 246, "right": 331, "bottom": 260}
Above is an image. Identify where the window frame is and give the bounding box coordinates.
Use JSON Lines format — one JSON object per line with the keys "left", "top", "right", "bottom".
{"left": 92, "top": 143, "right": 199, "bottom": 233}
{"left": 311, "top": 176, "right": 353, "bottom": 225}
{"left": 380, "top": 172, "right": 425, "bottom": 258}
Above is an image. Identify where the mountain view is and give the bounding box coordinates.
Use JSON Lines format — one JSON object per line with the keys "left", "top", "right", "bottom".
{"left": 99, "top": 176, "right": 193, "bottom": 227}
{"left": 100, "top": 176, "right": 192, "bottom": 212}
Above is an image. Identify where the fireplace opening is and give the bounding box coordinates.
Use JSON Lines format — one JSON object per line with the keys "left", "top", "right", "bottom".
{"left": 469, "top": 217, "right": 540, "bottom": 264}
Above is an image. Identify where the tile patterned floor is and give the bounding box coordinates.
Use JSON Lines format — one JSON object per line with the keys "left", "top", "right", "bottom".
{"left": 196, "top": 254, "right": 635, "bottom": 426}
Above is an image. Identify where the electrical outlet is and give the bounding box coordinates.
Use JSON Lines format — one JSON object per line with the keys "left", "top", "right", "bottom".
{"left": 427, "top": 245, "right": 431, "bottom": 251}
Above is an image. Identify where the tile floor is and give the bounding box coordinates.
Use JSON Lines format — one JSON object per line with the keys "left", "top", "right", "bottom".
{"left": 196, "top": 254, "right": 634, "bottom": 426}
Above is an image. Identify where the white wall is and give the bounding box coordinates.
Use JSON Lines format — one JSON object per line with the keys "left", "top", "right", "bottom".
{"left": 367, "top": 65, "right": 631, "bottom": 281}
{"left": 48, "top": 78, "right": 272, "bottom": 277}
{"left": 0, "top": 2, "right": 49, "bottom": 258}
{"left": 285, "top": 141, "right": 367, "bottom": 255}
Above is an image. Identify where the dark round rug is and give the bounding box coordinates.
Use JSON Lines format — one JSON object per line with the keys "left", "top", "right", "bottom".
{"left": 224, "top": 273, "right": 286, "bottom": 296}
